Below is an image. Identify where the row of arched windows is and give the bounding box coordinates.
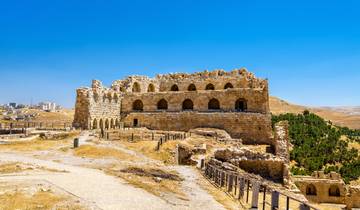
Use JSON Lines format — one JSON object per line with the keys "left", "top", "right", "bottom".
{"left": 131, "top": 82, "right": 236, "bottom": 93}
{"left": 93, "top": 92, "right": 119, "bottom": 103}
{"left": 171, "top": 82, "right": 234, "bottom": 92}
{"left": 306, "top": 184, "right": 341, "bottom": 197}
{"left": 92, "top": 118, "right": 120, "bottom": 130}
{"left": 132, "top": 82, "right": 155, "bottom": 93}
{"left": 132, "top": 98, "right": 247, "bottom": 112}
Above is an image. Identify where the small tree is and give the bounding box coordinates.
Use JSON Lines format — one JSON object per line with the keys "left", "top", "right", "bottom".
{"left": 303, "top": 110, "right": 310, "bottom": 115}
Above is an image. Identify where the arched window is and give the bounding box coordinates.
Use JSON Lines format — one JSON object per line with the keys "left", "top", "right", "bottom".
{"left": 329, "top": 185, "right": 340, "bottom": 197}
{"left": 132, "top": 82, "right": 141, "bottom": 92}
{"left": 148, "top": 84, "right": 155, "bottom": 92}
{"left": 205, "top": 83, "right": 215, "bottom": 90}
{"left": 92, "top": 119, "right": 98, "bottom": 129}
{"left": 188, "top": 84, "right": 197, "bottom": 91}
{"left": 105, "top": 119, "right": 109, "bottom": 129}
{"left": 94, "top": 93, "right": 99, "bottom": 103}
{"left": 99, "top": 119, "right": 104, "bottom": 130}
{"left": 235, "top": 98, "right": 247, "bottom": 112}
{"left": 182, "top": 99, "right": 194, "bottom": 110}
{"left": 224, "top": 82, "right": 234, "bottom": 89}
{"left": 157, "top": 99, "right": 168, "bottom": 110}
{"left": 115, "top": 119, "right": 119, "bottom": 128}
{"left": 113, "top": 93, "right": 119, "bottom": 103}
{"left": 132, "top": 100, "right": 143, "bottom": 111}
{"left": 306, "top": 184, "right": 317, "bottom": 196}
{"left": 171, "top": 84, "right": 179, "bottom": 91}
{"left": 110, "top": 119, "right": 114, "bottom": 129}
{"left": 120, "top": 87, "right": 126, "bottom": 92}
{"left": 208, "top": 98, "right": 220, "bottom": 110}
{"left": 107, "top": 93, "right": 112, "bottom": 102}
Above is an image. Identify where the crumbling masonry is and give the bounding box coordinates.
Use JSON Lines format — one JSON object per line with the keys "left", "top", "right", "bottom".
{"left": 73, "top": 68, "right": 273, "bottom": 145}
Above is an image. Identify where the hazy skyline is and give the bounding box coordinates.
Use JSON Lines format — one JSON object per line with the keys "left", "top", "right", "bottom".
{"left": 1, "top": 0, "right": 359, "bottom": 108}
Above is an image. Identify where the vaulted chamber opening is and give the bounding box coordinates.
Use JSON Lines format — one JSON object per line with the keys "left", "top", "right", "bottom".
{"left": 182, "top": 99, "right": 194, "bottom": 110}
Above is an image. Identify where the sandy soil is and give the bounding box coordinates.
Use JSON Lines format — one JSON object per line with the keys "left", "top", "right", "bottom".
{"left": 0, "top": 131, "right": 226, "bottom": 210}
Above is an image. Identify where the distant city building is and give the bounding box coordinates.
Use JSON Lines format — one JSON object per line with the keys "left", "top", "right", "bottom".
{"left": 9, "top": 102, "right": 17, "bottom": 108}
{"left": 16, "top": 104, "right": 27, "bottom": 109}
{"left": 38, "top": 102, "right": 57, "bottom": 112}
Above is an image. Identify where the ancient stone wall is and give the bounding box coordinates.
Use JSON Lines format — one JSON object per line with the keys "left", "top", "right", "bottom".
{"left": 214, "top": 148, "right": 286, "bottom": 182}
{"left": 73, "top": 68, "right": 271, "bottom": 143}
{"left": 73, "top": 80, "right": 122, "bottom": 129}
{"left": 346, "top": 186, "right": 360, "bottom": 209}
{"left": 121, "top": 88, "right": 268, "bottom": 113}
{"left": 122, "top": 112, "right": 272, "bottom": 144}
{"left": 293, "top": 172, "right": 346, "bottom": 204}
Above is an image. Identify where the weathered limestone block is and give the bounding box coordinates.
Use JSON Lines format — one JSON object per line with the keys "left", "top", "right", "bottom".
{"left": 214, "top": 148, "right": 286, "bottom": 182}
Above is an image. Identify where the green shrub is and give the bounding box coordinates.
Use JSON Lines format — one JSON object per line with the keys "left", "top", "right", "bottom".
{"left": 272, "top": 112, "right": 360, "bottom": 183}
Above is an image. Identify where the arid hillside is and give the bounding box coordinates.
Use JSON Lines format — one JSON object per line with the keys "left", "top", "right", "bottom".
{"left": 270, "top": 96, "right": 360, "bottom": 129}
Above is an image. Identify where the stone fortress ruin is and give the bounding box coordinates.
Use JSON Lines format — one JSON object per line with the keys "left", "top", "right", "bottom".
{"left": 73, "top": 68, "right": 360, "bottom": 209}
{"left": 73, "top": 68, "right": 272, "bottom": 145}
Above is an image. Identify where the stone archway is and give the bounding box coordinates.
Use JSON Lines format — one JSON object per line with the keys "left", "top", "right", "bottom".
{"left": 182, "top": 99, "right": 194, "bottom": 110}
{"left": 306, "top": 184, "right": 317, "bottom": 196}
{"left": 208, "top": 98, "right": 220, "bottom": 110}
{"left": 188, "top": 84, "right": 196, "bottom": 91}
{"left": 133, "top": 100, "right": 143, "bottom": 111}
{"left": 329, "top": 185, "right": 340, "bottom": 197}
{"left": 205, "top": 83, "right": 215, "bottom": 90}
{"left": 157, "top": 99, "right": 168, "bottom": 110}
{"left": 105, "top": 119, "right": 109, "bottom": 129}
{"left": 99, "top": 119, "right": 104, "bottom": 130}
{"left": 148, "top": 84, "right": 155, "bottom": 92}
{"left": 224, "top": 82, "right": 234, "bottom": 89}
{"left": 92, "top": 119, "right": 98, "bottom": 129}
{"left": 171, "top": 84, "right": 179, "bottom": 91}
{"left": 132, "top": 82, "right": 141, "bottom": 92}
{"left": 235, "top": 98, "right": 247, "bottom": 112}
{"left": 110, "top": 119, "right": 114, "bottom": 129}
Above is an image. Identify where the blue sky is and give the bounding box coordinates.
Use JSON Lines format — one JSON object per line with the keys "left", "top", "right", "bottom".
{"left": 0, "top": 0, "right": 359, "bottom": 108}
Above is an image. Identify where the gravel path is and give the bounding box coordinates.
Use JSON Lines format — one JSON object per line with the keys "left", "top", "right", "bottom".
{"left": 172, "top": 166, "right": 226, "bottom": 210}
{"left": 0, "top": 131, "right": 226, "bottom": 210}
{"left": 0, "top": 152, "right": 171, "bottom": 210}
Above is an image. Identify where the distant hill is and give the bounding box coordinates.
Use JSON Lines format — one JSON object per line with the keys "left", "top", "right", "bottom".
{"left": 270, "top": 96, "right": 360, "bottom": 129}
{"left": 21, "top": 108, "right": 74, "bottom": 123}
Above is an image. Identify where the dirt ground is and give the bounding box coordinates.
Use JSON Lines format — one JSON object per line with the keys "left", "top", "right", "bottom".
{"left": 0, "top": 128, "right": 347, "bottom": 210}
{"left": 0, "top": 130, "right": 228, "bottom": 210}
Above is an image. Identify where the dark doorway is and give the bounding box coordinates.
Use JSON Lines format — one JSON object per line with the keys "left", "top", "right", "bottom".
{"left": 157, "top": 99, "right": 168, "bottom": 110}
{"left": 235, "top": 98, "right": 247, "bottom": 112}
{"left": 133, "top": 119, "right": 138, "bottom": 127}
{"left": 208, "top": 98, "right": 220, "bottom": 110}
{"left": 182, "top": 99, "right": 194, "bottom": 110}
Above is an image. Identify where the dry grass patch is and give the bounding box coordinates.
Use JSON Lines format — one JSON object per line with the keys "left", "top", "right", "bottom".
{"left": 197, "top": 173, "right": 239, "bottom": 210}
{"left": 0, "top": 190, "right": 65, "bottom": 210}
{"left": 73, "top": 145, "right": 137, "bottom": 161}
{"left": 118, "top": 140, "right": 180, "bottom": 164}
{"left": 0, "top": 132, "right": 79, "bottom": 152}
{"left": 0, "top": 139, "right": 71, "bottom": 151}
{"left": 0, "top": 162, "right": 68, "bottom": 174}
{"left": 107, "top": 166, "right": 187, "bottom": 200}
{"left": 0, "top": 162, "right": 25, "bottom": 174}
